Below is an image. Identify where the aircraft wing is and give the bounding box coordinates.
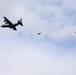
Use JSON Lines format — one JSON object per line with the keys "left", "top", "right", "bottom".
{"left": 13, "top": 27, "right": 17, "bottom": 30}
{"left": 1, "top": 25, "right": 11, "bottom": 27}
{"left": 3, "top": 17, "right": 13, "bottom": 25}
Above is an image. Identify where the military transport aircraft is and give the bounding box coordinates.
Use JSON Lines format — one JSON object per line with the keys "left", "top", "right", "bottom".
{"left": 1, "top": 17, "right": 23, "bottom": 30}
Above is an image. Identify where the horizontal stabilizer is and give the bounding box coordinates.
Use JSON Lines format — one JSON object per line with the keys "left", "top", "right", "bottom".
{"left": 18, "top": 18, "right": 23, "bottom": 26}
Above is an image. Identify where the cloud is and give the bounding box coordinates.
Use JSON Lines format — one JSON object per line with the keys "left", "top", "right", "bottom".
{"left": 0, "top": 39, "right": 76, "bottom": 75}
{"left": 62, "top": 0, "right": 76, "bottom": 9}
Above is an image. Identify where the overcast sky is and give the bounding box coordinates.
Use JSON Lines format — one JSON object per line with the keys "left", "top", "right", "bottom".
{"left": 0, "top": 0, "right": 76, "bottom": 75}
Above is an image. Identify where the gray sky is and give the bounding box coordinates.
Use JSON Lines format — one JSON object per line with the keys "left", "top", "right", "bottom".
{"left": 0, "top": 0, "right": 76, "bottom": 75}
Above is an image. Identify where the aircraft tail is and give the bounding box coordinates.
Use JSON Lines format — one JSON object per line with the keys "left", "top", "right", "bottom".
{"left": 18, "top": 18, "right": 23, "bottom": 26}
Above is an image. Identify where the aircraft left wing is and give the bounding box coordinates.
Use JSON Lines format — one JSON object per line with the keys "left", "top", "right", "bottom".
{"left": 3, "top": 17, "right": 13, "bottom": 25}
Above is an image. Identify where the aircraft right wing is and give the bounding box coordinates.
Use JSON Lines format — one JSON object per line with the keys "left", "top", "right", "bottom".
{"left": 3, "top": 17, "right": 13, "bottom": 25}
{"left": 13, "top": 27, "right": 17, "bottom": 30}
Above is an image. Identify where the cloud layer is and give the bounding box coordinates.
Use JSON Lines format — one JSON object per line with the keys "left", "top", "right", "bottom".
{"left": 0, "top": 39, "right": 76, "bottom": 75}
